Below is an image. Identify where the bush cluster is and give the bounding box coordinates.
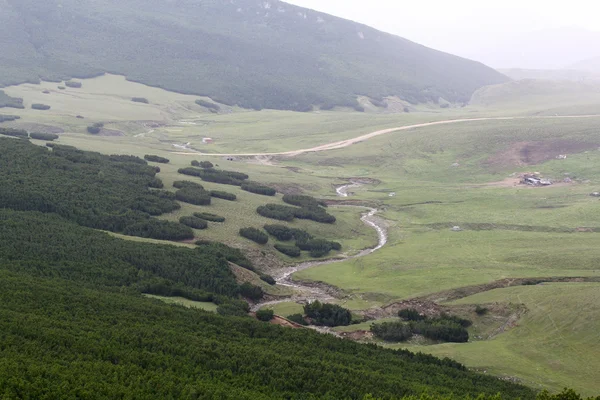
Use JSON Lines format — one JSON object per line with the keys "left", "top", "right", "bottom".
{"left": 178, "top": 167, "right": 248, "bottom": 185}
{"left": 0, "top": 114, "right": 20, "bottom": 123}
{"left": 296, "top": 238, "right": 341, "bottom": 258}
{"left": 259, "top": 274, "right": 276, "bottom": 285}
{"left": 193, "top": 212, "right": 225, "bottom": 223}
{"left": 191, "top": 160, "right": 214, "bottom": 169}
{"left": 210, "top": 190, "right": 236, "bottom": 201}
{"left": 282, "top": 194, "right": 327, "bottom": 209}
{"left": 304, "top": 301, "right": 352, "bottom": 327}
{"left": 87, "top": 122, "right": 104, "bottom": 134}
{"left": 175, "top": 188, "right": 211, "bottom": 206}
{"left": 148, "top": 177, "right": 164, "bottom": 189}
{"left": 239, "top": 227, "right": 268, "bottom": 244}
{"left": 258, "top": 203, "right": 336, "bottom": 224}
{"left": 29, "top": 132, "right": 59, "bottom": 141}
{"left": 274, "top": 244, "right": 301, "bottom": 257}
{"left": 239, "top": 282, "right": 264, "bottom": 301}
{"left": 31, "top": 103, "right": 51, "bottom": 110}
{"left": 257, "top": 204, "right": 296, "bottom": 221}
{"left": 0, "top": 127, "right": 28, "bottom": 138}
{"left": 144, "top": 154, "right": 170, "bottom": 164}
{"left": 64, "top": 81, "right": 82, "bottom": 88}
{"left": 256, "top": 308, "right": 274, "bottom": 321}
{"left": 123, "top": 219, "right": 194, "bottom": 241}
{"left": 179, "top": 216, "right": 208, "bottom": 230}
{"left": 131, "top": 97, "right": 149, "bottom": 103}
{"left": 173, "top": 180, "right": 205, "bottom": 190}
{"left": 195, "top": 240, "right": 255, "bottom": 271}
{"left": 286, "top": 313, "right": 309, "bottom": 326}
{"left": 241, "top": 182, "right": 277, "bottom": 196}
{"left": 372, "top": 311, "right": 472, "bottom": 343}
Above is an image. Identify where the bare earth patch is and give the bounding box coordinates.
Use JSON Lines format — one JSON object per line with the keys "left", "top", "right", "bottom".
{"left": 486, "top": 140, "right": 598, "bottom": 169}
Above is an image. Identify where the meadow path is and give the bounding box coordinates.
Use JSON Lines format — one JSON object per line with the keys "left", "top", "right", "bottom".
{"left": 174, "top": 114, "right": 600, "bottom": 158}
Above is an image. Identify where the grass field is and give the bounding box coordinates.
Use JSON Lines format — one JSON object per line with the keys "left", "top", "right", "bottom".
{"left": 392, "top": 283, "right": 600, "bottom": 396}
{"left": 143, "top": 294, "right": 218, "bottom": 312}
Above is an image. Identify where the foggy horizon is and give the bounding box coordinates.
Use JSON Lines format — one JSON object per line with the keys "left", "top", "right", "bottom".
{"left": 285, "top": 0, "right": 600, "bottom": 70}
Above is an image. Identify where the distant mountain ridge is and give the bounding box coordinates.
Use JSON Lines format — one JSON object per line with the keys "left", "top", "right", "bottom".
{"left": 0, "top": 0, "right": 507, "bottom": 111}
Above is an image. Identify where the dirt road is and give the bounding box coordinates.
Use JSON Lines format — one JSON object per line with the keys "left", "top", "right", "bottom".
{"left": 173, "top": 114, "right": 600, "bottom": 158}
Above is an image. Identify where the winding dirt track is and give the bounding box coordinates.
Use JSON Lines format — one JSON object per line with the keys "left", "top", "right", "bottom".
{"left": 174, "top": 114, "right": 600, "bottom": 158}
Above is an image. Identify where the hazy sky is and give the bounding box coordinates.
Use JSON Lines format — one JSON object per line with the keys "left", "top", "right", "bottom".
{"left": 285, "top": 0, "right": 600, "bottom": 69}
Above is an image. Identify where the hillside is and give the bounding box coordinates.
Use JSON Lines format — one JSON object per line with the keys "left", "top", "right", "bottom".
{"left": 499, "top": 68, "right": 600, "bottom": 82}
{"left": 0, "top": 135, "right": 539, "bottom": 399}
{"left": 0, "top": 0, "right": 507, "bottom": 111}
{"left": 469, "top": 79, "right": 600, "bottom": 113}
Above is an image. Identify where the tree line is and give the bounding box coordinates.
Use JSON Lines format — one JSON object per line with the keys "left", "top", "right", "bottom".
{"left": 0, "top": 139, "right": 193, "bottom": 241}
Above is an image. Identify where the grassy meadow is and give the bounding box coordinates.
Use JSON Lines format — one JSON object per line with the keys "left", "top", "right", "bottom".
{"left": 393, "top": 283, "right": 600, "bottom": 396}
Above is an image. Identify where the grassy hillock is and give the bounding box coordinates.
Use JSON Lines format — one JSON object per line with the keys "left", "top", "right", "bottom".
{"left": 0, "top": 0, "right": 507, "bottom": 111}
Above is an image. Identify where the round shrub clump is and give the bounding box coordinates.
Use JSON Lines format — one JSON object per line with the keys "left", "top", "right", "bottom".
{"left": 179, "top": 216, "right": 208, "bottom": 230}
{"left": 239, "top": 227, "right": 268, "bottom": 244}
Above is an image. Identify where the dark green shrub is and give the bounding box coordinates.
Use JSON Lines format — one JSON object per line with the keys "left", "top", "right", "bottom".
{"left": 57, "top": 86, "right": 66, "bottom": 90}
{"left": 179, "top": 216, "right": 208, "bottom": 230}
{"left": 65, "top": 81, "right": 82, "bottom": 88}
{"left": 217, "top": 303, "right": 250, "bottom": 317}
{"left": 173, "top": 181, "right": 205, "bottom": 190}
{"left": 175, "top": 188, "right": 211, "bottom": 206}
{"left": 475, "top": 305, "right": 489, "bottom": 316}
{"left": 239, "top": 282, "right": 264, "bottom": 301}
{"left": 264, "top": 224, "right": 294, "bottom": 241}
{"left": 192, "top": 160, "right": 214, "bottom": 169}
{"left": 148, "top": 177, "right": 164, "bottom": 188}
{"left": 294, "top": 207, "right": 336, "bottom": 224}
{"left": 399, "top": 309, "right": 426, "bottom": 321}
{"left": 210, "top": 190, "right": 236, "bottom": 201}
{"left": 132, "top": 97, "right": 149, "bottom": 103}
{"left": 259, "top": 274, "right": 276, "bottom": 285}
{"left": 0, "top": 114, "right": 20, "bottom": 123}
{"left": 283, "top": 194, "right": 326, "bottom": 209}
{"left": 274, "top": 244, "right": 301, "bottom": 257}
{"left": 287, "top": 313, "right": 309, "bottom": 326}
{"left": 239, "top": 227, "right": 268, "bottom": 244}
{"left": 178, "top": 167, "right": 247, "bottom": 186}
{"left": 109, "top": 154, "right": 146, "bottom": 164}
{"left": 195, "top": 241, "right": 254, "bottom": 271}
{"left": 241, "top": 182, "right": 276, "bottom": 196}
{"left": 31, "top": 103, "right": 51, "bottom": 110}
{"left": 144, "top": 155, "right": 170, "bottom": 164}
{"left": 195, "top": 99, "right": 220, "bottom": 111}
{"left": 122, "top": 220, "right": 194, "bottom": 241}
{"left": 410, "top": 320, "right": 469, "bottom": 343}
{"left": 0, "top": 91, "right": 24, "bottom": 109}
{"left": 296, "top": 239, "right": 341, "bottom": 257}
{"left": 0, "top": 128, "right": 28, "bottom": 138}
{"left": 304, "top": 301, "right": 352, "bottom": 327}
{"left": 193, "top": 212, "right": 225, "bottom": 222}
{"left": 256, "top": 308, "right": 274, "bottom": 321}
{"left": 257, "top": 204, "right": 296, "bottom": 221}
{"left": 371, "top": 321, "right": 414, "bottom": 342}
{"left": 87, "top": 126, "right": 101, "bottom": 134}
{"left": 29, "top": 132, "right": 59, "bottom": 141}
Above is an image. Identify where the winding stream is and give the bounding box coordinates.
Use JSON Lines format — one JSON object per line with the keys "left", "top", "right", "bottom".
{"left": 251, "top": 181, "right": 387, "bottom": 312}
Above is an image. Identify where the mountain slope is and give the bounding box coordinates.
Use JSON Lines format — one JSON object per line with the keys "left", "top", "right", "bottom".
{"left": 0, "top": 0, "right": 507, "bottom": 111}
